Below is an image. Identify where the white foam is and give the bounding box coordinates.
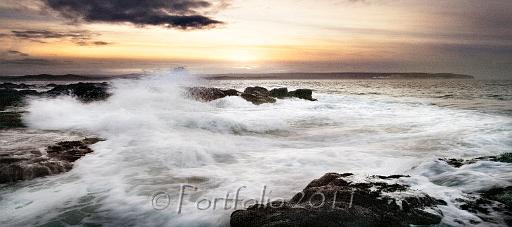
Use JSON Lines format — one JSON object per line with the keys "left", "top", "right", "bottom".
{"left": 0, "top": 74, "right": 510, "bottom": 226}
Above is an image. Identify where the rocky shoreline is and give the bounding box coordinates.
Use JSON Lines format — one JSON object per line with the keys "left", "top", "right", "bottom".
{"left": 0, "top": 137, "right": 103, "bottom": 183}
{"left": 231, "top": 173, "right": 446, "bottom": 227}
{"left": 231, "top": 154, "right": 512, "bottom": 226}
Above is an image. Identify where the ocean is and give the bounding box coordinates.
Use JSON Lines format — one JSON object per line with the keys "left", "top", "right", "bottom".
{"left": 1, "top": 76, "right": 511, "bottom": 226}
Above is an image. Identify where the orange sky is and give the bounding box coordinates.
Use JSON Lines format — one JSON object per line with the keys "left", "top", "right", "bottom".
{"left": 0, "top": 0, "right": 511, "bottom": 78}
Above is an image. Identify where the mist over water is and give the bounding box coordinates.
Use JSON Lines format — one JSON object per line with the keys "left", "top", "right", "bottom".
{"left": 1, "top": 75, "right": 512, "bottom": 226}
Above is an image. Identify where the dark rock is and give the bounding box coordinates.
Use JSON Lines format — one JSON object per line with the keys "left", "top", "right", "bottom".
{"left": 0, "top": 138, "right": 103, "bottom": 184}
{"left": 440, "top": 152, "right": 512, "bottom": 168}
{"left": 186, "top": 87, "right": 229, "bottom": 102}
{"left": 270, "top": 87, "right": 288, "bottom": 98}
{"left": 47, "top": 141, "right": 95, "bottom": 162}
{"left": 241, "top": 87, "right": 276, "bottom": 105}
{"left": 0, "top": 89, "right": 24, "bottom": 111}
{"left": 221, "top": 89, "right": 240, "bottom": 96}
{"left": 18, "top": 89, "right": 40, "bottom": 96}
{"left": 374, "top": 174, "right": 410, "bottom": 179}
{"left": 82, "top": 137, "right": 106, "bottom": 145}
{"left": 482, "top": 187, "right": 512, "bottom": 209}
{"left": 241, "top": 93, "right": 276, "bottom": 105}
{"left": 45, "top": 82, "right": 110, "bottom": 102}
{"left": 453, "top": 187, "right": 512, "bottom": 224}
{"left": 0, "top": 83, "right": 33, "bottom": 89}
{"left": 0, "top": 111, "right": 24, "bottom": 129}
{"left": 288, "top": 89, "right": 317, "bottom": 101}
{"left": 244, "top": 86, "right": 270, "bottom": 97}
{"left": 231, "top": 173, "right": 445, "bottom": 227}
{"left": 490, "top": 153, "right": 512, "bottom": 163}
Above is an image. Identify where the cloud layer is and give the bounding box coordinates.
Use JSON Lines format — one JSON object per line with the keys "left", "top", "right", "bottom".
{"left": 9, "top": 29, "right": 111, "bottom": 46}
{"left": 42, "top": 0, "right": 225, "bottom": 29}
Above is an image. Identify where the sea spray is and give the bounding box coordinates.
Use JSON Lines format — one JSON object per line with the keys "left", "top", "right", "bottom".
{"left": 0, "top": 77, "right": 511, "bottom": 226}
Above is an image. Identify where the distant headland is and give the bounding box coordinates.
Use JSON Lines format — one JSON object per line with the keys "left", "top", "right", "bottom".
{"left": 0, "top": 72, "right": 474, "bottom": 81}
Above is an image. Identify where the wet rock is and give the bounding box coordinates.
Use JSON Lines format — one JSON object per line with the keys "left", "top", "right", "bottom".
{"left": 241, "top": 93, "right": 276, "bottom": 105}
{"left": 0, "top": 83, "right": 33, "bottom": 89}
{"left": 241, "top": 87, "right": 276, "bottom": 105}
{"left": 0, "top": 112, "right": 24, "bottom": 129}
{"left": 440, "top": 152, "right": 512, "bottom": 168}
{"left": 222, "top": 89, "right": 240, "bottom": 96}
{"left": 288, "top": 89, "right": 317, "bottom": 101}
{"left": 0, "top": 138, "right": 103, "bottom": 184}
{"left": 186, "top": 86, "right": 316, "bottom": 104}
{"left": 45, "top": 82, "right": 110, "bottom": 102}
{"left": 47, "top": 141, "right": 95, "bottom": 162}
{"left": 0, "top": 89, "right": 24, "bottom": 111}
{"left": 489, "top": 153, "right": 512, "bottom": 163}
{"left": 231, "top": 173, "right": 446, "bottom": 227}
{"left": 186, "top": 87, "right": 229, "bottom": 102}
{"left": 483, "top": 187, "right": 512, "bottom": 208}
{"left": 270, "top": 87, "right": 288, "bottom": 98}
{"left": 244, "top": 86, "right": 271, "bottom": 97}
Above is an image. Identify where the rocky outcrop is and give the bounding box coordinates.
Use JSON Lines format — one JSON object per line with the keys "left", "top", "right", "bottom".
{"left": 231, "top": 173, "right": 446, "bottom": 227}
{"left": 45, "top": 82, "right": 111, "bottom": 102}
{"left": 185, "top": 86, "right": 317, "bottom": 105}
{"left": 185, "top": 87, "right": 231, "bottom": 102}
{"left": 241, "top": 87, "right": 277, "bottom": 105}
{"left": 0, "top": 89, "right": 40, "bottom": 111}
{"left": 0, "top": 112, "right": 24, "bottom": 129}
{"left": 288, "top": 89, "right": 317, "bottom": 101}
{"left": 0, "top": 82, "right": 34, "bottom": 90}
{"left": 269, "top": 87, "right": 288, "bottom": 98}
{"left": 0, "top": 138, "right": 103, "bottom": 184}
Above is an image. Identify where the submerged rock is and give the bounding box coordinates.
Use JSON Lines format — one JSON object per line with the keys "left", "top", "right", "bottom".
{"left": 231, "top": 173, "right": 446, "bottom": 227}
{"left": 0, "top": 138, "right": 103, "bottom": 184}
{"left": 440, "top": 152, "right": 512, "bottom": 168}
{"left": 45, "top": 82, "right": 110, "bottom": 102}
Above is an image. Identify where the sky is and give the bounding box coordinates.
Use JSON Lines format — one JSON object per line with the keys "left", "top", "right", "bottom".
{"left": 0, "top": 0, "right": 511, "bottom": 79}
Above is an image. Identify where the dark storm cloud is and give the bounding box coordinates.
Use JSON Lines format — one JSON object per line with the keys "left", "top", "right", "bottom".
{"left": 10, "top": 29, "right": 112, "bottom": 46}
{"left": 41, "top": 0, "right": 225, "bottom": 29}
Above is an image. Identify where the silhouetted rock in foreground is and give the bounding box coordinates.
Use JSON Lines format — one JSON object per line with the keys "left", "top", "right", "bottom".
{"left": 231, "top": 173, "right": 446, "bottom": 227}
{"left": 0, "top": 138, "right": 104, "bottom": 184}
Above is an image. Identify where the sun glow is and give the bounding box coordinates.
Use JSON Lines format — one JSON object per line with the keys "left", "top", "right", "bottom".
{"left": 226, "top": 50, "right": 260, "bottom": 62}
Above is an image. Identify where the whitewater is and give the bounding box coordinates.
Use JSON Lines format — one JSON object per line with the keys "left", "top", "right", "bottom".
{"left": 1, "top": 74, "right": 511, "bottom": 226}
